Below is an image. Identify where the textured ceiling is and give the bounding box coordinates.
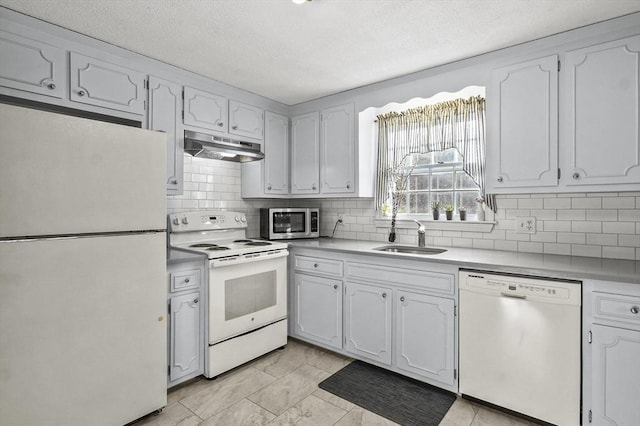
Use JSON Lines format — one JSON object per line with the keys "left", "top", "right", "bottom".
{"left": 1, "top": 0, "right": 639, "bottom": 105}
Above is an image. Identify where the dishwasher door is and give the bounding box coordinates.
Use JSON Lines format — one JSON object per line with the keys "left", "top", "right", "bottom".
{"left": 459, "top": 270, "right": 581, "bottom": 426}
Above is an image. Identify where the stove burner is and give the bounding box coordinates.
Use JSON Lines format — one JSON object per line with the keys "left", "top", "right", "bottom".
{"left": 245, "top": 241, "right": 272, "bottom": 246}
{"left": 233, "top": 239, "right": 253, "bottom": 243}
{"left": 206, "top": 246, "right": 230, "bottom": 251}
{"left": 190, "top": 243, "right": 218, "bottom": 248}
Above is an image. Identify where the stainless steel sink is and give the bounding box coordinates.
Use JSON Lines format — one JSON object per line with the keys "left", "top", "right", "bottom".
{"left": 372, "top": 245, "right": 447, "bottom": 255}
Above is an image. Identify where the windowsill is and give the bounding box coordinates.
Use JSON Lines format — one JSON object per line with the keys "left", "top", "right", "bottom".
{"left": 373, "top": 217, "right": 496, "bottom": 233}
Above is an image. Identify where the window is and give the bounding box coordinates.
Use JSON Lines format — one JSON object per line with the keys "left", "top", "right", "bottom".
{"left": 391, "top": 149, "right": 481, "bottom": 216}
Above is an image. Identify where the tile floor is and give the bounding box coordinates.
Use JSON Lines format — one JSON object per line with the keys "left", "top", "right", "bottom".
{"left": 134, "top": 339, "right": 540, "bottom": 426}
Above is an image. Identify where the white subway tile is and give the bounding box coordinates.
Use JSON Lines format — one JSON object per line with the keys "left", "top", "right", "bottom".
{"left": 618, "top": 234, "right": 640, "bottom": 248}
{"left": 557, "top": 232, "right": 586, "bottom": 244}
{"left": 451, "top": 238, "right": 473, "bottom": 248}
{"left": 505, "top": 231, "right": 531, "bottom": 241}
{"left": 571, "top": 221, "right": 602, "bottom": 233}
{"left": 543, "top": 243, "right": 571, "bottom": 255}
{"left": 586, "top": 233, "right": 618, "bottom": 246}
{"left": 571, "top": 244, "right": 601, "bottom": 258}
{"left": 472, "top": 239, "right": 494, "bottom": 249}
{"left": 543, "top": 198, "right": 572, "bottom": 209}
{"left": 530, "top": 232, "right": 557, "bottom": 243}
{"left": 518, "top": 198, "right": 544, "bottom": 209}
{"left": 494, "top": 240, "right": 518, "bottom": 252}
{"left": 602, "top": 221, "right": 636, "bottom": 234}
{"left": 542, "top": 220, "right": 572, "bottom": 232}
{"left": 586, "top": 209, "right": 617, "bottom": 221}
{"left": 434, "top": 237, "right": 452, "bottom": 246}
{"left": 618, "top": 209, "right": 640, "bottom": 222}
{"left": 602, "top": 197, "right": 636, "bottom": 209}
{"left": 518, "top": 241, "right": 543, "bottom": 253}
{"left": 602, "top": 246, "right": 635, "bottom": 260}
{"left": 572, "top": 198, "right": 601, "bottom": 209}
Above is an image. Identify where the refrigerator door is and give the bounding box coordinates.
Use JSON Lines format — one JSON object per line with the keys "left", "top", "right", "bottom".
{"left": 0, "top": 233, "right": 167, "bottom": 426}
{"left": 0, "top": 104, "right": 166, "bottom": 238}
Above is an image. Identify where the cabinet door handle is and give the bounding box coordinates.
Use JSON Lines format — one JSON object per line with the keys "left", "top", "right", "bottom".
{"left": 184, "top": 278, "right": 190, "bottom": 283}
{"left": 169, "top": 178, "right": 178, "bottom": 184}
{"left": 400, "top": 296, "right": 405, "bottom": 302}
{"left": 313, "top": 263, "right": 318, "bottom": 268}
{"left": 382, "top": 293, "right": 387, "bottom": 299}
{"left": 77, "top": 89, "right": 86, "bottom": 97}
{"left": 632, "top": 306, "right": 639, "bottom": 314}
{"left": 232, "top": 125, "right": 238, "bottom": 130}
{"left": 193, "top": 297, "right": 199, "bottom": 304}
{"left": 217, "top": 122, "right": 224, "bottom": 127}
{"left": 312, "top": 184, "right": 317, "bottom": 190}
{"left": 47, "top": 82, "right": 56, "bottom": 90}
{"left": 346, "top": 184, "right": 350, "bottom": 189}
{"left": 572, "top": 172, "right": 580, "bottom": 180}
{"left": 497, "top": 176, "right": 503, "bottom": 183}
{"left": 267, "top": 185, "right": 272, "bottom": 190}
{"left": 333, "top": 284, "right": 338, "bottom": 290}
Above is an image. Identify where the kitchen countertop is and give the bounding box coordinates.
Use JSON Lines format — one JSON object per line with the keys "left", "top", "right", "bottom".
{"left": 167, "top": 247, "right": 206, "bottom": 264}
{"left": 288, "top": 238, "right": 640, "bottom": 284}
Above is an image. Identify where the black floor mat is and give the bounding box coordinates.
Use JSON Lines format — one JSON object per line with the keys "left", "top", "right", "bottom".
{"left": 318, "top": 360, "right": 456, "bottom": 426}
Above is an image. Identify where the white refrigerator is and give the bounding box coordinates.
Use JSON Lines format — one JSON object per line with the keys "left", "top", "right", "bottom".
{"left": 0, "top": 104, "right": 168, "bottom": 426}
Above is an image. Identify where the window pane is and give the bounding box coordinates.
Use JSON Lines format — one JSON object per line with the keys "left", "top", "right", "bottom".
{"left": 456, "top": 171, "right": 477, "bottom": 189}
{"left": 409, "top": 174, "right": 430, "bottom": 190}
{"left": 457, "top": 192, "right": 479, "bottom": 214}
{"left": 431, "top": 171, "right": 453, "bottom": 190}
{"left": 433, "top": 148, "right": 459, "bottom": 164}
{"left": 433, "top": 193, "right": 453, "bottom": 208}
{"left": 408, "top": 193, "right": 429, "bottom": 213}
{"left": 410, "top": 152, "right": 435, "bottom": 166}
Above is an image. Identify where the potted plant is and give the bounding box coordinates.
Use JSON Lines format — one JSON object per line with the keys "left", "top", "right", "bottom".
{"left": 458, "top": 206, "right": 467, "bottom": 221}
{"left": 431, "top": 200, "right": 441, "bottom": 220}
{"left": 444, "top": 204, "right": 454, "bottom": 220}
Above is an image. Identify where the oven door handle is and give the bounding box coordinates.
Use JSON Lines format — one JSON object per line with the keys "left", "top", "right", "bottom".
{"left": 209, "top": 249, "right": 289, "bottom": 267}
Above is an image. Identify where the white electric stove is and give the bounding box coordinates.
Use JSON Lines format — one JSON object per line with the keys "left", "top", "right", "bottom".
{"left": 168, "top": 211, "right": 289, "bottom": 378}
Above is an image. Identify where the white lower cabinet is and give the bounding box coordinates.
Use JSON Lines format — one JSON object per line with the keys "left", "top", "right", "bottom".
{"left": 345, "top": 282, "right": 392, "bottom": 365}
{"left": 293, "top": 273, "right": 343, "bottom": 350}
{"left": 395, "top": 290, "right": 455, "bottom": 386}
{"left": 583, "top": 280, "right": 640, "bottom": 425}
{"left": 289, "top": 248, "right": 458, "bottom": 393}
{"left": 167, "top": 258, "right": 206, "bottom": 387}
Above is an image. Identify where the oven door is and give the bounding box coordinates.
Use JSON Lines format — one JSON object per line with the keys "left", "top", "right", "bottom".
{"left": 208, "top": 252, "right": 288, "bottom": 344}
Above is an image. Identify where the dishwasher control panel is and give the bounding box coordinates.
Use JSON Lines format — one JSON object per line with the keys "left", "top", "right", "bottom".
{"left": 460, "top": 270, "right": 581, "bottom": 305}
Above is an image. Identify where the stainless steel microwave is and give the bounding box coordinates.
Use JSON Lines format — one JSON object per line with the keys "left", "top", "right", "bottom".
{"left": 260, "top": 208, "right": 319, "bottom": 240}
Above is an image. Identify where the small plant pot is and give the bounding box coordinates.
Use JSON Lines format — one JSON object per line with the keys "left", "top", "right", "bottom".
{"left": 445, "top": 211, "right": 453, "bottom": 220}
{"left": 459, "top": 211, "right": 467, "bottom": 221}
{"left": 432, "top": 210, "right": 440, "bottom": 220}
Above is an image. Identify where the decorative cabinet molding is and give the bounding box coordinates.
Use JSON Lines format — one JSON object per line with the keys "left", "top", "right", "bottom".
{"left": 148, "top": 76, "right": 183, "bottom": 195}
{"left": 345, "top": 282, "right": 393, "bottom": 365}
{"left": 583, "top": 280, "right": 640, "bottom": 426}
{"left": 562, "top": 35, "right": 640, "bottom": 187}
{"left": 183, "top": 86, "right": 228, "bottom": 132}
{"left": 291, "top": 111, "right": 321, "bottom": 195}
{"left": 293, "top": 272, "right": 343, "bottom": 350}
{"left": 69, "top": 52, "right": 146, "bottom": 115}
{"left": 229, "top": 99, "right": 263, "bottom": 139}
{"left": 0, "top": 29, "right": 66, "bottom": 99}
{"left": 487, "top": 55, "right": 559, "bottom": 190}
{"left": 263, "top": 111, "right": 289, "bottom": 195}
{"left": 169, "top": 291, "right": 201, "bottom": 382}
{"left": 321, "top": 103, "right": 355, "bottom": 193}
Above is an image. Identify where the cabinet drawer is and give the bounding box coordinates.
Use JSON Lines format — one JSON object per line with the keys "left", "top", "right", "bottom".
{"left": 346, "top": 262, "right": 454, "bottom": 295}
{"left": 294, "top": 255, "right": 343, "bottom": 277}
{"left": 171, "top": 269, "right": 200, "bottom": 292}
{"left": 593, "top": 292, "right": 640, "bottom": 327}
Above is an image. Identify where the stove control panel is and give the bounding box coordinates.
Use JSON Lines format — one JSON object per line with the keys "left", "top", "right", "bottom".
{"left": 169, "top": 211, "right": 247, "bottom": 232}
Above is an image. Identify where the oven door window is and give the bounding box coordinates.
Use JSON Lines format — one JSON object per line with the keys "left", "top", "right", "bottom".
{"left": 273, "top": 212, "right": 305, "bottom": 234}
{"left": 225, "top": 270, "right": 277, "bottom": 320}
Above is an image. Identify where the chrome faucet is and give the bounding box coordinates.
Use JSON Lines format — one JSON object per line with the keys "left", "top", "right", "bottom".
{"left": 414, "top": 219, "right": 426, "bottom": 248}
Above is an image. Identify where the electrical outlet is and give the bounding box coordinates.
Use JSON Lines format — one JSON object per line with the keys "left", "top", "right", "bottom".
{"left": 517, "top": 216, "right": 536, "bottom": 234}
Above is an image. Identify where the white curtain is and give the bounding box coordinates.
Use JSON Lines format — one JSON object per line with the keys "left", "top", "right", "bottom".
{"left": 375, "top": 96, "right": 495, "bottom": 211}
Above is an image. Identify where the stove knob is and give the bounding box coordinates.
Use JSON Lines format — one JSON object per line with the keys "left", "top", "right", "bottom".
{"left": 240, "top": 216, "right": 247, "bottom": 223}
{"left": 182, "top": 217, "right": 189, "bottom": 225}
{"left": 172, "top": 218, "right": 180, "bottom": 225}
{"left": 235, "top": 216, "right": 240, "bottom": 222}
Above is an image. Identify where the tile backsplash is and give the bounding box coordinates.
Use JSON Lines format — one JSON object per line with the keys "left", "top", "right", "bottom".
{"left": 169, "top": 155, "right": 640, "bottom": 260}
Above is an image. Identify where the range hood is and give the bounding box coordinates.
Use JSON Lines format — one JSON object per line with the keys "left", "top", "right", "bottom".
{"left": 184, "top": 130, "right": 264, "bottom": 162}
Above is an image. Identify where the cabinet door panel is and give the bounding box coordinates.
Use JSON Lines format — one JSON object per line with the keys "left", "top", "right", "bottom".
{"left": 291, "top": 112, "right": 320, "bottom": 194}
{"left": 264, "top": 111, "right": 289, "bottom": 195}
{"left": 294, "top": 273, "right": 342, "bottom": 349}
{"left": 229, "top": 100, "right": 263, "bottom": 139}
{"left": 69, "top": 52, "right": 145, "bottom": 114}
{"left": 345, "top": 282, "right": 392, "bottom": 365}
{"left": 148, "top": 76, "right": 183, "bottom": 194}
{"left": 321, "top": 104, "right": 355, "bottom": 193}
{"left": 591, "top": 324, "right": 640, "bottom": 426}
{"left": 183, "top": 86, "right": 227, "bottom": 132}
{"left": 170, "top": 292, "right": 201, "bottom": 382}
{"left": 395, "top": 291, "right": 455, "bottom": 385}
{"left": 488, "top": 55, "right": 558, "bottom": 190}
{"left": 0, "top": 29, "right": 66, "bottom": 98}
{"left": 563, "top": 36, "right": 640, "bottom": 186}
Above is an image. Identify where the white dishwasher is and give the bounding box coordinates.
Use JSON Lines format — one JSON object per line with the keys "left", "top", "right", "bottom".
{"left": 459, "top": 270, "right": 581, "bottom": 426}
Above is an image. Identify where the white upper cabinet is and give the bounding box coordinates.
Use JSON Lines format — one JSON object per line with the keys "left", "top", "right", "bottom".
{"left": 229, "top": 100, "right": 263, "bottom": 140}
{"left": 291, "top": 111, "right": 321, "bottom": 195}
{"left": 148, "top": 76, "right": 183, "bottom": 195}
{"left": 487, "top": 55, "right": 559, "bottom": 190}
{"left": 263, "top": 111, "right": 289, "bottom": 195}
{"left": 69, "top": 52, "right": 146, "bottom": 115}
{"left": 183, "top": 86, "right": 228, "bottom": 133}
{"left": 0, "top": 29, "right": 66, "bottom": 99}
{"left": 321, "top": 104, "right": 355, "bottom": 194}
{"left": 561, "top": 35, "right": 640, "bottom": 187}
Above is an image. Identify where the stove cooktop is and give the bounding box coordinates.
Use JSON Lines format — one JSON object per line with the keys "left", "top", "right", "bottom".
{"left": 179, "top": 238, "right": 286, "bottom": 259}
